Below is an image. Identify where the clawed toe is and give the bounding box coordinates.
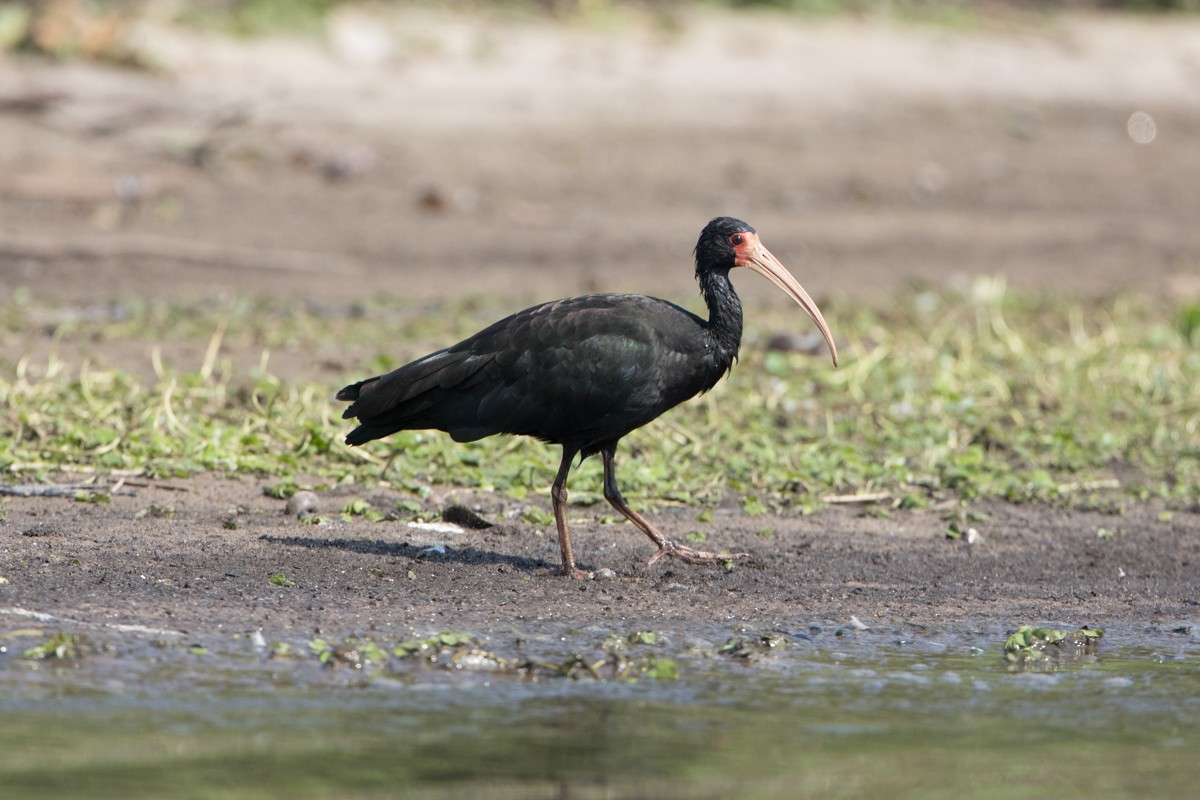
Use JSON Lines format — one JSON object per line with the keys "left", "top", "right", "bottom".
{"left": 552, "top": 566, "right": 593, "bottom": 580}
{"left": 646, "top": 540, "right": 748, "bottom": 567}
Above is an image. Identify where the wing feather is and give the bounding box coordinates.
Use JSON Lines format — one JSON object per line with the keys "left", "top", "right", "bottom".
{"left": 339, "top": 293, "right": 714, "bottom": 449}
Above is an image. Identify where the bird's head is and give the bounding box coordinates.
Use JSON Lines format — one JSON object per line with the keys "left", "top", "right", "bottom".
{"left": 695, "top": 216, "right": 839, "bottom": 367}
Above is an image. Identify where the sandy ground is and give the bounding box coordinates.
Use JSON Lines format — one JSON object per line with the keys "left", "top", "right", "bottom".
{"left": 1, "top": 7, "right": 1199, "bottom": 637}
{"left": 3, "top": 475, "right": 1197, "bottom": 639}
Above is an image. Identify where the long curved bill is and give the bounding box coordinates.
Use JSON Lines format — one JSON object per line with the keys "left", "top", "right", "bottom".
{"left": 741, "top": 239, "right": 839, "bottom": 367}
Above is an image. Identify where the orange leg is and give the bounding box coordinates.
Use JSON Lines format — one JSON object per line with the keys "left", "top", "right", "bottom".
{"left": 601, "top": 445, "right": 747, "bottom": 568}
{"left": 550, "top": 447, "right": 591, "bottom": 579}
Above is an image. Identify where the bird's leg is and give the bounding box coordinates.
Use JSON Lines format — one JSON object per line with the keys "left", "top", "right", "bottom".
{"left": 601, "top": 446, "right": 748, "bottom": 568}
{"left": 550, "top": 447, "right": 591, "bottom": 579}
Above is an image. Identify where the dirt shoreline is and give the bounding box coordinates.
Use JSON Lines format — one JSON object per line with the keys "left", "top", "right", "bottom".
{"left": 2, "top": 474, "right": 1196, "bottom": 640}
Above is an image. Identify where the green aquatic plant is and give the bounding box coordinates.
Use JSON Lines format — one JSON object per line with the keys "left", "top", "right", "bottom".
{"left": 1004, "top": 625, "right": 1104, "bottom": 667}
{"left": 21, "top": 632, "right": 87, "bottom": 662}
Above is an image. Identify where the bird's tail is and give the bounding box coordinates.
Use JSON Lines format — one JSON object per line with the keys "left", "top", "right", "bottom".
{"left": 337, "top": 377, "right": 394, "bottom": 446}
{"left": 336, "top": 379, "right": 372, "bottom": 403}
{"left": 343, "top": 421, "right": 395, "bottom": 447}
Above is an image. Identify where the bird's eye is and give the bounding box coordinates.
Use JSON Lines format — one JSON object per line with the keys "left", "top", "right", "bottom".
{"left": 730, "top": 234, "right": 744, "bottom": 246}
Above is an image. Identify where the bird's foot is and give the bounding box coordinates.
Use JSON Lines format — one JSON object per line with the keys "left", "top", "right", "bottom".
{"left": 646, "top": 540, "right": 748, "bottom": 568}
{"left": 556, "top": 565, "right": 594, "bottom": 580}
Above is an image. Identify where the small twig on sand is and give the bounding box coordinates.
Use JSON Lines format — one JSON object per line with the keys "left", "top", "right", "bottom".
{"left": 115, "top": 480, "right": 190, "bottom": 493}
{"left": 821, "top": 492, "right": 893, "bottom": 505}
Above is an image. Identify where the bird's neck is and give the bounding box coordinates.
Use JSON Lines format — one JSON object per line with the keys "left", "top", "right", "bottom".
{"left": 699, "top": 269, "right": 743, "bottom": 362}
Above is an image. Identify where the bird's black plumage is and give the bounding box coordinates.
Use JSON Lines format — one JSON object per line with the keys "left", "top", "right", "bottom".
{"left": 338, "top": 216, "right": 836, "bottom": 578}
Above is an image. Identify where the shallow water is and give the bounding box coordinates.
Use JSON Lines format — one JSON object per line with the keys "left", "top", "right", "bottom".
{"left": 2, "top": 621, "right": 1198, "bottom": 799}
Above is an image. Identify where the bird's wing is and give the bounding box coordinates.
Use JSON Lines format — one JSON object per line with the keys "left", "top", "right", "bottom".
{"left": 340, "top": 294, "right": 706, "bottom": 447}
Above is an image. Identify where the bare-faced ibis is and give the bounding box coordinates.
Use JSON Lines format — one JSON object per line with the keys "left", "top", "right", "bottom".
{"left": 338, "top": 217, "right": 838, "bottom": 578}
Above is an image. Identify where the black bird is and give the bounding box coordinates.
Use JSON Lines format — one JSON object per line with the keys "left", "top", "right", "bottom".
{"left": 338, "top": 217, "right": 838, "bottom": 578}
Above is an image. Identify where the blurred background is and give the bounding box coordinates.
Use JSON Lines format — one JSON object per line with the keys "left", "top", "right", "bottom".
{"left": 1, "top": 0, "right": 1198, "bottom": 315}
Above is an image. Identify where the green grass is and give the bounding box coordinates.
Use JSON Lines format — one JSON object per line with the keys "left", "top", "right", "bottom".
{"left": 1, "top": 282, "right": 1197, "bottom": 513}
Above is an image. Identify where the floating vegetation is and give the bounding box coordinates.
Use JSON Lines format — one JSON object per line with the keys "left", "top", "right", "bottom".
{"left": 718, "top": 632, "right": 791, "bottom": 660}
{"left": 21, "top": 631, "right": 89, "bottom": 662}
{"left": 394, "top": 631, "right": 477, "bottom": 662}
{"left": 1004, "top": 626, "right": 1104, "bottom": 669}
{"left": 307, "top": 637, "right": 389, "bottom": 670}
{"left": 294, "top": 630, "right": 682, "bottom": 682}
